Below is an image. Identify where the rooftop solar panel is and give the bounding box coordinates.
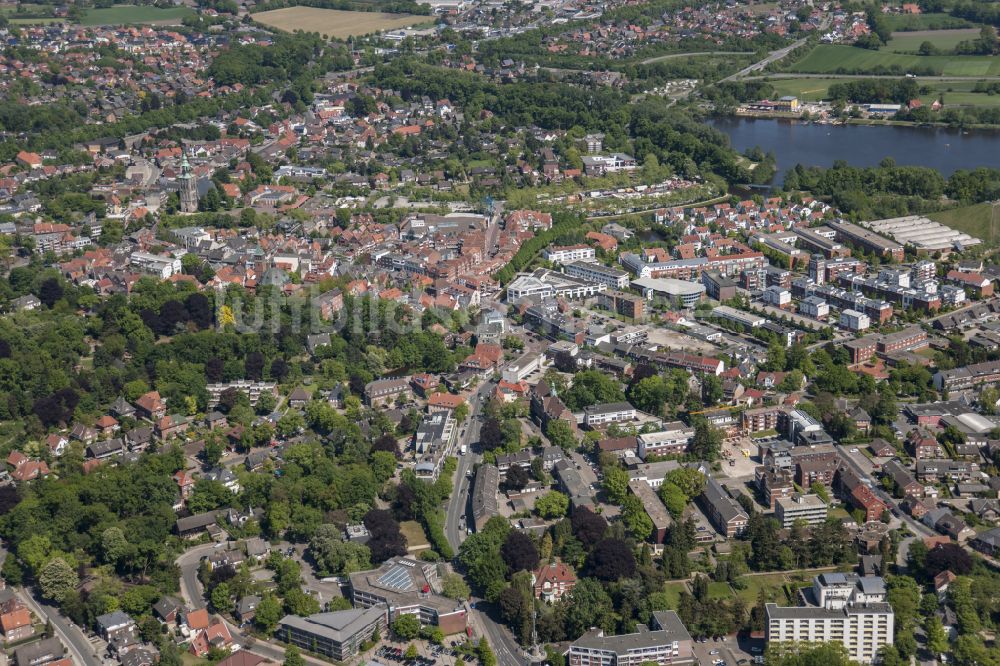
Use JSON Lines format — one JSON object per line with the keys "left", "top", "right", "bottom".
{"left": 376, "top": 565, "right": 414, "bottom": 591}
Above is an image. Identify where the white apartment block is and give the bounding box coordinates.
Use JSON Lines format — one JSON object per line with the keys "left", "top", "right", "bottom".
{"left": 839, "top": 309, "right": 870, "bottom": 332}
{"left": 207, "top": 381, "right": 278, "bottom": 407}
{"left": 637, "top": 423, "right": 695, "bottom": 459}
{"left": 583, "top": 402, "right": 637, "bottom": 426}
{"left": 564, "top": 261, "right": 630, "bottom": 289}
{"left": 766, "top": 603, "right": 893, "bottom": 664}
{"left": 774, "top": 493, "right": 828, "bottom": 528}
{"left": 762, "top": 286, "right": 792, "bottom": 308}
{"left": 765, "top": 574, "right": 893, "bottom": 664}
{"left": 569, "top": 611, "right": 694, "bottom": 666}
{"left": 130, "top": 252, "right": 182, "bottom": 279}
{"left": 544, "top": 245, "right": 596, "bottom": 264}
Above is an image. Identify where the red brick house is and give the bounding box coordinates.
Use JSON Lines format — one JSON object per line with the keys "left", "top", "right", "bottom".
{"left": 135, "top": 391, "right": 167, "bottom": 420}
{"left": 532, "top": 560, "right": 577, "bottom": 602}
{"left": 0, "top": 600, "right": 33, "bottom": 642}
{"left": 850, "top": 484, "right": 888, "bottom": 522}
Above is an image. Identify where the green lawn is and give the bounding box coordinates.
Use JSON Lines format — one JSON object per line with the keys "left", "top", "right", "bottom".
{"left": 399, "top": 520, "right": 430, "bottom": 550}
{"left": 78, "top": 5, "right": 193, "bottom": 25}
{"left": 928, "top": 202, "right": 997, "bottom": 246}
{"left": 881, "top": 12, "right": 974, "bottom": 32}
{"left": 768, "top": 78, "right": 839, "bottom": 101}
{"left": 787, "top": 44, "right": 1000, "bottom": 76}
{"left": 885, "top": 29, "right": 980, "bottom": 54}
{"left": 660, "top": 581, "right": 688, "bottom": 608}
{"left": 707, "top": 581, "right": 732, "bottom": 600}
{"left": 737, "top": 574, "right": 789, "bottom": 604}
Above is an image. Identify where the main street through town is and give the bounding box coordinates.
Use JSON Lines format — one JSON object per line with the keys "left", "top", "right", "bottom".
{"left": 443, "top": 379, "right": 531, "bottom": 666}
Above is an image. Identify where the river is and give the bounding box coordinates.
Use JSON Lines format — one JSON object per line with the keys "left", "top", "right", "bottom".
{"left": 708, "top": 117, "right": 1000, "bottom": 183}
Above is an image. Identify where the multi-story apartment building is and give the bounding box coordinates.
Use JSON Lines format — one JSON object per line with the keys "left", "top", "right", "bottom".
{"left": 206, "top": 381, "right": 277, "bottom": 408}
{"left": 839, "top": 309, "right": 870, "bottom": 332}
{"left": 698, "top": 476, "right": 749, "bottom": 537}
{"left": 364, "top": 377, "right": 411, "bottom": 407}
{"left": 543, "top": 245, "right": 596, "bottom": 264}
{"left": 569, "top": 611, "right": 695, "bottom": 666}
{"left": 775, "top": 493, "right": 828, "bottom": 528}
{"left": 637, "top": 423, "right": 695, "bottom": 459}
{"left": 934, "top": 359, "right": 1000, "bottom": 391}
{"left": 596, "top": 291, "right": 646, "bottom": 320}
{"left": 765, "top": 575, "right": 893, "bottom": 664}
{"left": 130, "top": 252, "right": 182, "bottom": 278}
{"left": 564, "top": 261, "right": 630, "bottom": 289}
{"left": 583, "top": 402, "right": 637, "bottom": 427}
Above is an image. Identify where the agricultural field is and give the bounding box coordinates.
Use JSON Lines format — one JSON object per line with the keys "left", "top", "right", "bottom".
{"left": 252, "top": 7, "right": 421, "bottom": 38}
{"left": 928, "top": 202, "right": 998, "bottom": 247}
{"left": 78, "top": 5, "right": 194, "bottom": 25}
{"left": 884, "top": 28, "right": 980, "bottom": 54}
{"left": 787, "top": 44, "right": 1000, "bottom": 76}
{"left": 920, "top": 80, "right": 1000, "bottom": 108}
{"left": 881, "top": 11, "right": 974, "bottom": 32}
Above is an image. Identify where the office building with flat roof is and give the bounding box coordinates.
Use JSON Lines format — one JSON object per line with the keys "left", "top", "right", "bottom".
{"left": 278, "top": 607, "right": 387, "bottom": 661}
{"left": 775, "top": 493, "right": 828, "bottom": 528}
{"left": 569, "top": 611, "right": 695, "bottom": 666}
{"left": 348, "top": 557, "right": 467, "bottom": 635}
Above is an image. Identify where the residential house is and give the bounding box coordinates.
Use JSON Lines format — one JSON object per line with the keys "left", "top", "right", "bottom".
{"left": 532, "top": 560, "right": 577, "bottom": 602}
{"left": 135, "top": 391, "right": 166, "bottom": 420}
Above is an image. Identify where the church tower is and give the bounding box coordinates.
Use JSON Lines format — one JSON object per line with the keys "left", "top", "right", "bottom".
{"left": 179, "top": 152, "right": 198, "bottom": 213}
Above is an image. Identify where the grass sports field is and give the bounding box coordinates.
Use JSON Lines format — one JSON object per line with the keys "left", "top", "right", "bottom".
{"left": 78, "top": 5, "right": 193, "bottom": 25}
{"left": 253, "top": 7, "right": 421, "bottom": 38}
{"left": 788, "top": 44, "right": 1000, "bottom": 76}
{"left": 885, "top": 28, "right": 980, "bottom": 53}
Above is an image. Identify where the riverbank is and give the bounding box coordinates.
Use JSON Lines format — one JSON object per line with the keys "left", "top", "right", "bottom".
{"left": 727, "top": 110, "right": 1000, "bottom": 132}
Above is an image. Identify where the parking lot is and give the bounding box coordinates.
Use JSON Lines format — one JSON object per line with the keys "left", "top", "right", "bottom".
{"left": 373, "top": 638, "right": 468, "bottom": 666}
{"left": 691, "top": 635, "right": 762, "bottom": 666}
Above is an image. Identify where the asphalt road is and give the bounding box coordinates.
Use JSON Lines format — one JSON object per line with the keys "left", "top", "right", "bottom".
{"left": 174, "top": 542, "right": 333, "bottom": 666}
{"left": 0, "top": 546, "right": 101, "bottom": 666}
{"left": 444, "top": 381, "right": 493, "bottom": 548}
{"left": 176, "top": 542, "right": 216, "bottom": 610}
{"left": 442, "top": 380, "right": 531, "bottom": 665}
{"left": 721, "top": 37, "right": 809, "bottom": 83}
{"left": 835, "top": 447, "right": 935, "bottom": 538}
{"left": 18, "top": 588, "right": 101, "bottom": 666}
{"left": 744, "top": 72, "right": 1000, "bottom": 82}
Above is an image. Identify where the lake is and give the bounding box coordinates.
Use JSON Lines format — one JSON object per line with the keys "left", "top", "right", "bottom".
{"left": 708, "top": 117, "right": 1000, "bottom": 183}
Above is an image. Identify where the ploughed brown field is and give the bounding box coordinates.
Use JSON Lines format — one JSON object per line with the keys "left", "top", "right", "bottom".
{"left": 253, "top": 7, "right": 420, "bottom": 38}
